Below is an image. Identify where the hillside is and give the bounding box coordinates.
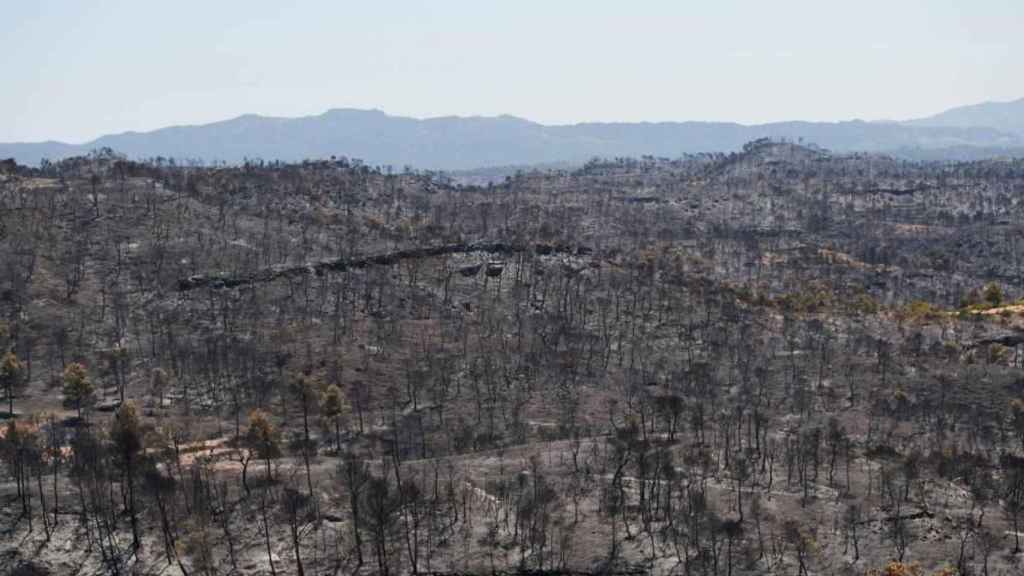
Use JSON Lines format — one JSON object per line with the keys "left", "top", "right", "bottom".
{"left": 3, "top": 142, "right": 1024, "bottom": 575}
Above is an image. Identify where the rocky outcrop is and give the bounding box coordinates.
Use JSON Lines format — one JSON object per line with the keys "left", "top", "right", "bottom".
{"left": 417, "top": 565, "right": 647, "bottom": 569}
{"left": 486, "top": 261, "right": 505, "bottom": 277}
{"left": 972, "top": 330, "right": 1024, "bottom": 348}
{"left": 178, "top": 242, "right": 593, "bottom": 291}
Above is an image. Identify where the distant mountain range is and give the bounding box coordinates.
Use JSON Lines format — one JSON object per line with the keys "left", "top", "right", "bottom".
{"left": 905, "top": 97, "right": 1024, "bottom": 135}
{"left": 3, "top": 99, "right": 1024, "bottom": 169}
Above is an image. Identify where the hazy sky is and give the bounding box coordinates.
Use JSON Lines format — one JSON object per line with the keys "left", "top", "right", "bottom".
{"left": 3, "top": 0, "right": 1022, "bottom": 143}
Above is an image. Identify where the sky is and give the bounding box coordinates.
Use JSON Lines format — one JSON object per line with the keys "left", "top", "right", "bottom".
{"left": 2, "top": 0, "right": 1022, "bottom": 143}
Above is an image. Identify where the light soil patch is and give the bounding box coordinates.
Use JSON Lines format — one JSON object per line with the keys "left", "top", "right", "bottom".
{"left": 973, "top": 303, "right": 1024, "bottom": 316}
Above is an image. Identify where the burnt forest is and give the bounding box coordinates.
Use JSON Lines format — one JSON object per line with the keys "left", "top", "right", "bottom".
{"left": 3, "top": 139, "right": 1024, "bottom": 576}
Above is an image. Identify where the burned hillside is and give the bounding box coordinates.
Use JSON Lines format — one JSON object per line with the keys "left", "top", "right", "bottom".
{"left": 2, "top": 142, "right": 1024, "bottom": 575}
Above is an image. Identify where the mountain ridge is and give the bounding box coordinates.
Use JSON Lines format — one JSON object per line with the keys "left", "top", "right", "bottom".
{"left": 905, "top": 97, "right": 1024, "bottom": 135}
{"left": 3, "top": 103, "right": 1024, "bottom": 169}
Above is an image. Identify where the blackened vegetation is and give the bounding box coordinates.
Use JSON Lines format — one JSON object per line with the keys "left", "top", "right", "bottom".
{"left": 0, "top": 158, "right": 18, "bottom": 175}
{"left": 2, "top": 141, "right": 1024, "bottom": 575}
